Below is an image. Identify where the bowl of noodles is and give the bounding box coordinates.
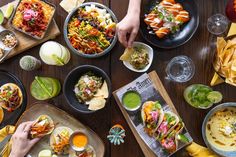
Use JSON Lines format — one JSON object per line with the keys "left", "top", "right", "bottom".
{"left": 64, "top": 2, "right": 118, "bottom": 58}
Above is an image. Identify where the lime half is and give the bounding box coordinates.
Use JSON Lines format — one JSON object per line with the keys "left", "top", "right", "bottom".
{"left": 4, "top": 4, "right": 14, "bottom": 19}
{"left": 0, "top": 10, "right": 4, "bottom": 25}
{"left": 207, "top": 91, "right": 223, "bottom": 103}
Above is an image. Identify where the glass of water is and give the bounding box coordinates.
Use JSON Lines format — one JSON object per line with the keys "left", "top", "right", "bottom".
{"left": 166, "top": 55, "right": 195, "bottom": 83}
{"left": 207, "top": 14, "right": 229, "bottom": 35}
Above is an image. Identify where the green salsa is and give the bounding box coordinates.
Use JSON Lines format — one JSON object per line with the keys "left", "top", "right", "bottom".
{"left": 122, "top": 91, "right": 141, "bottom": 110}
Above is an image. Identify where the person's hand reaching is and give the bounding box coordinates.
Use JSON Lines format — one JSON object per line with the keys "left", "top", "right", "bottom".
{"left": 117, "top": 12, "right": 140, "bottom": 48}
{"left": 9, "top": 122, "right": 41, "bottom": 157}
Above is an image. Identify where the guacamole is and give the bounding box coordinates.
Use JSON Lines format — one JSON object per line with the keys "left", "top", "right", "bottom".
{"left": 130, "top": 47, "right": 149, "bottom": 70}
{"left": 74, "top": 73, "right": 103, "bottom": 103}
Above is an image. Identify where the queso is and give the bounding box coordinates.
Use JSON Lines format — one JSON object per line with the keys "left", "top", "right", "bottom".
{"left": 205, "top": 107, "right": 236, "bottom": 152}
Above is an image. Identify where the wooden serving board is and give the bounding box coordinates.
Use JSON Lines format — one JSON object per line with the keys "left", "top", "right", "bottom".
{"left": 113, "top": 71, "right": 181, "bottom": 157}
{"left": 16, "top": 102, "right": 105, "bottom": 157}
{"left": 0, "top": 0, "right": 60, "bottom": 60}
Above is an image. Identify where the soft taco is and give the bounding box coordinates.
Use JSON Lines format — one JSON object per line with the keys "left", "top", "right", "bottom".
{"left": 50, "top": 126, "right": 73, "bottom": 155}
{"left": 0, "top": 83, "right": 23, "bottom": 111}
{"left": 141, "top": 101, "right": 164, "bottom": 136}
{"left": 156, "top": 111, "right": 179, "bottom": 140}
{"left": 160, "top": 121, "right": 184, "bottom": 153}
{"left": 69, "top": 145, "right": 96, "bottom": 157}
{"left": 30, "top": 115, "right": 54, "bottom": 138}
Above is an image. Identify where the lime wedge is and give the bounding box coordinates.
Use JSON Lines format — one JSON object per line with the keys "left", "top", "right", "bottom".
{"left": 207, "top": 91, "right": 223, "bottom": 103}
{"left": 0, "top": 10, "right": 4, "bottom": 25}
{"left": 4, "top": 4, "right": 14, "bottom": 19}
{"left": 177, "top": 134, "right": 189, "bottom": 143}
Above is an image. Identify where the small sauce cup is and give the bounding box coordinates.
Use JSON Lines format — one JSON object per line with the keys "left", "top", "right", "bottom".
{"left": 69, "top": 131, "right": 89, "bottom": 152}
{"left": 122, "top": 90, "right": 142, "bottom": 112}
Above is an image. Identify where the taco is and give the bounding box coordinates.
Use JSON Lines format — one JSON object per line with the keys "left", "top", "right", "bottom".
{"left": 0, "top": 83, "right": 23, "bottom": 112}
{"left": 50, "top": 126, "right": 73, "bottom": 155}
{"left": 156, "top": 111, "right": 179, "bottom": 140}
{"left": 69, "top": 145, "right": 96, "bottom": 157}
{"left": 160, "top": 121, "right": 184, "bottom": 153}
{"left": 30, "top": 115, "right": 54, "bottom": 138}
{"left": 141, "top": 101, "right": 164, "bottom": 136}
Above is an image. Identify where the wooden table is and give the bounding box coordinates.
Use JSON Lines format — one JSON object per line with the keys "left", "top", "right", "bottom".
{"left": 0, "top": 0, "right": 234, "bottom": 157}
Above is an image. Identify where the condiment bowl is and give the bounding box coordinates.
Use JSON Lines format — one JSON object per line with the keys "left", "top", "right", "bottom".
{"left": 123, "top": 42, "right": 153, "bottom": 73}
{"left": 69, "top": 131, "right": 89, "bottom": 152}
{"left": 121, "top": 90, "right": 142, "bottom": 112}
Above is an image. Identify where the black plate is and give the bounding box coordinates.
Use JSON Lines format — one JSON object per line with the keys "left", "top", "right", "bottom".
{"left": 63, "top": 65, "right": 111, "bottom": 114}
{"left": 140, "top": 0, "right": 199, "bottom": 49}
{"left": 0, "top": 70, "right": 27, "bottom": 128}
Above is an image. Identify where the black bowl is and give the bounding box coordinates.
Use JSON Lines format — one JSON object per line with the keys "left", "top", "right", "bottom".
{"left": 0, "top": 70, "right": 27, "bottom": 128}
{"left": 140, "top": 0, "right": 199, "bottom": 49}
{"left": 63, "top": 65, "right": 111, "bottom": 113}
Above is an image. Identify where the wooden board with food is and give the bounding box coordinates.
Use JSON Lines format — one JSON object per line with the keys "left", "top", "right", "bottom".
{"left": 0, "top": 0, "right": 60, "bottom": 61}
{"left": 16, "top": 102, "right": 104, "bottom": 157}
{"left": 113, "top": 71, "right": 192, "bottom": 157}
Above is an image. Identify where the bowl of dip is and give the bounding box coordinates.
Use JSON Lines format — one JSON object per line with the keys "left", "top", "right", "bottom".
{"left": 69, "top": 131, "right": 89, "bottom": 152}
{"left": 122, "top": 90, "right": 142, "bottom": 112}
{"left": 202, "top": 102, "right": 236, "bottom": 157}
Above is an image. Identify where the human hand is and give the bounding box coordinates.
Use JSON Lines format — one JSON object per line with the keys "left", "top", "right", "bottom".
{"left": 116, "top": 12, "right": 140, "bottom": 48}
{"left": 9, "top": 122, "right": 41, "bottom": 157}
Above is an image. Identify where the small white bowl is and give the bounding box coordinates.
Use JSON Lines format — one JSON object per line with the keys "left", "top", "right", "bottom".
{"left": 123, "top": 42, "right": 153, "bottom": 73}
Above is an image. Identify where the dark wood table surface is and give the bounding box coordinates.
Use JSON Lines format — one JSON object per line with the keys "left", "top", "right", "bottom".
{"left": 0, "top": 0, "right": 235, "bottom": 157}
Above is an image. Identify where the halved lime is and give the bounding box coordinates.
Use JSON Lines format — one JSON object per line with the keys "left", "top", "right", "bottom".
{"left": 207, "top": 91, "right": 223, "bottom": 103}
{"left": 0, "top": 10, "right": 4, "bottom": 25}
{"left": 30, "top": 76, "right": 61, "bottom": 100}
{"left": 4, "top": 4, "right": 14, "bottom": 19}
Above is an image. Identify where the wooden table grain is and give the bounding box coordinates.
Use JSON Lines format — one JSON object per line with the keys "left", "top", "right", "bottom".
{"left": 0, "top": 0, "right": 234, "bottom": 157}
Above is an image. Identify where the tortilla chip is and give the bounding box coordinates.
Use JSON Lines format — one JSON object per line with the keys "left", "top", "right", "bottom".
{"left": 87, "top": 97, "right": 106, "bottom": 111}
{"left": 222, "top": 49, "right": 234, "bottom": 66}
{"left": 225, "top": 78, "right": 236, "bottom": 86}
{"left": 217, "top": 37, "right": 226, "bottom": 55}
{"left": 94, "top": 81, "right": 109, "bottom": 98}
{"left": 120, "top": 48, "right": 133, "bottom": 62}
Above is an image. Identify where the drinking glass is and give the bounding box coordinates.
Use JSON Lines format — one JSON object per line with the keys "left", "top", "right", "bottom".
{"left": 207, "top": 14, "right": 229, "bottom": 35}
{"left": 166, "top": 55, "right": 195, "bottom": 83}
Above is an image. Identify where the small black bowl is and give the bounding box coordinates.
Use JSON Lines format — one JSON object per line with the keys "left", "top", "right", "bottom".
{"left": 63, "top": 65, "right": 111, "bottom": 113}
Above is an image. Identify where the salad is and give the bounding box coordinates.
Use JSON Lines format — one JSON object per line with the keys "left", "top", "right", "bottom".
{"left": 67, "top": 4, "right": 116, "bottom": 54}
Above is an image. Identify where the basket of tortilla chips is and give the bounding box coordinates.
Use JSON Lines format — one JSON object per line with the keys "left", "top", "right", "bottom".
{"left": 212, "top": 36, "right": 236, "bottom": 86}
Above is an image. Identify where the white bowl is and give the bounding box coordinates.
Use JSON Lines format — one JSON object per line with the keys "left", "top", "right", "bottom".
{"left": 123, "top": 42, "right": 153, "bottom": 73}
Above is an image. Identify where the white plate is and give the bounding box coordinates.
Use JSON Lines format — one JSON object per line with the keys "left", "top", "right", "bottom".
{"left": 123, "top": 42, "right": 153, "bottom": 73}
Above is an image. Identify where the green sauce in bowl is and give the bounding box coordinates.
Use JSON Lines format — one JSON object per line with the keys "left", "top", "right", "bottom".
{"left": 122, "top": 91, "right": 142, "bottom": 111}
